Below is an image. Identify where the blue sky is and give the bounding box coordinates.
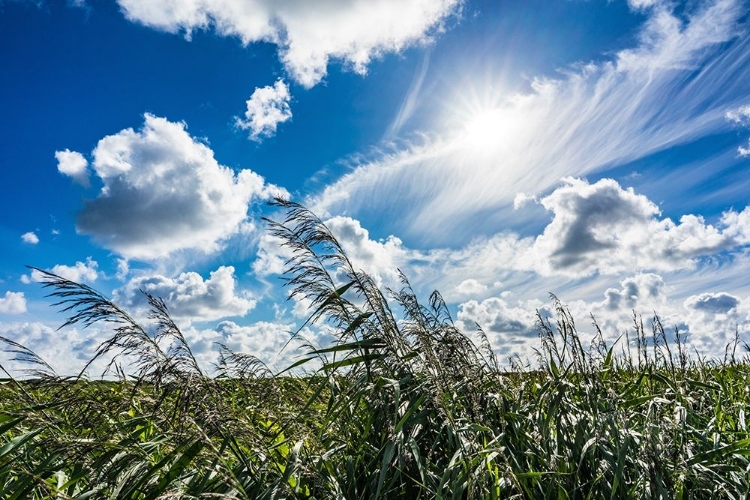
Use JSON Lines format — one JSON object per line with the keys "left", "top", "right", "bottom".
{"left": 2, "top": 0, "right": 750, "bottom": 375}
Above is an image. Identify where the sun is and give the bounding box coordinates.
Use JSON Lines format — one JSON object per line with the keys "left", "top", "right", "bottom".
{"left": 461, "top": 108, "right": 511, "bottom": 150}
{"left": 443, "top": 79, "right": 527, "bottom": 155}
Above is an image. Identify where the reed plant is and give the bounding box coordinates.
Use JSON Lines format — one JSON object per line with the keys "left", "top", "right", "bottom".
{"left": 0, "top": 199, "right": 749, "bottom": 498}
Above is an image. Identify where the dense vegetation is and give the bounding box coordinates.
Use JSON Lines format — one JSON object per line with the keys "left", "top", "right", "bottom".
{"left": 2, "top": 200, "right": 750, "bottom": 498}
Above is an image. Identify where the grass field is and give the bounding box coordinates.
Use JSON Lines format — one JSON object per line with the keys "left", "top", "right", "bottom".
{"left": 1, "top": 200, "right": 750, "bottom": 499}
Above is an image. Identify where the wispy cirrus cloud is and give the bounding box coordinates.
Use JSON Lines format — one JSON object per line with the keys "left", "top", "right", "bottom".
{"left": 310, "top": 0, "right": 750, "bottom": 244}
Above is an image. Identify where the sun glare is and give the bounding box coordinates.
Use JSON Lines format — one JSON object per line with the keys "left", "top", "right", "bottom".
{"left": 459, "top": 106, "right": 520, "bottom": 154}
{"left": 463, "top": 109, "right": 503, "bottom": 147}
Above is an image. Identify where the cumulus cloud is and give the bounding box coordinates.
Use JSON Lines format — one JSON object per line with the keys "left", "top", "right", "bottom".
{"left": 431, "top": 178, "right": 746, "bottom": 282}
{"left": 600, "top": 273, "right": 667, "bottom": 312}
{"left": 253, "top": 215, "right": 414, "bottom": 287}
{"left": 680, "top": 291, "right": 750, "bottom": 356}
{"left": 30, "top": 258, "right": 99, "bottom": 283}
{"left": 236, "top": 79, "right": 292, "bottom": 141}
{"left": 115, "top": 0, "right": 461, "bottom": 88}
{"left": 324, "top": 215, "right": 413, "bottom": 287}
{"left": 55, "top": 148, "right": 90, "bottom": 187}
{"left": 455, "top": 294, "right": 550, "bottom": 361}
{"left": 114, "top": 266, "right": 256, "bottom": 322}
{"left": 454, "top": 279, "right": 488, "bottom": 296}
{"left": 458, "top": 296, "right": 539, "bottom": 336}
{"left": 0, "top": 321, "right": 105, "bottom": 376}
{"left": 530, "top": 178, "right": 732, "bottom": 276}
{"left": 685, "top": 292, "right": 740, "bottom": 314}
{"left": 73, "top": 113, "right": 285, "bottom": 261}
{"left": 310, "top": 0, "right": 750, "bottom": 243}
{"left": 252, "top": 216, "right": 416, "bottom": 318}
{"left": 726, "top": 104, "right": 750, "bottom": 156}
{"left": 184, "top": 320, "right": 303, "bottom": 373}
{"left": 451, "top": 273, "right": 750, "bottom": 365}
{"left": 726, "top": 105, "right": 750, "bottom": 125}
{"left": 258, "top": 178, "right": 750, "bottom": 306}
{"left": 252, "top": 234, "right": 294, "bottom": 278}
{"left": 722, "top": 207, "right": 750, "bottom": 243}
{"left": 0, "top": 291, "right": 27, "bottom": 314}
{"left": 21, "top": 232, "right": 39, "bottom": 245}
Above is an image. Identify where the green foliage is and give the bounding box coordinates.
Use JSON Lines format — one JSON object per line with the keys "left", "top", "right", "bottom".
{"left": 0, "top": 198, "right": 749, "bottom": 498}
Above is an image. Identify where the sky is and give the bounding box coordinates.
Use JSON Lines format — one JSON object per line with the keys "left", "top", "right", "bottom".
{"left": 1, "top": 0, "right": 750, "bottom": 376}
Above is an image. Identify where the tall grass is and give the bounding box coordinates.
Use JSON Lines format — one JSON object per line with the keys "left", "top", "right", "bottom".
{"left": 0, "top": 198, "right": 749, "bottom": 498}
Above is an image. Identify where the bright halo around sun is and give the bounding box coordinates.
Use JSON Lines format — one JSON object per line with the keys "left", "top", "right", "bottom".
{"left": 459, "top": 107, "right": 518, "bottom": 153}
{"left": 446, "top": 80, "right": 529, "bottom": 155}
{"left": 463, "top": 109, "right": 502, "bottom": 147}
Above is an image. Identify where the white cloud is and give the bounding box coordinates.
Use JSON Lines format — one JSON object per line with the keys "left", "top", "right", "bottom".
{"left": 454, "top": 279, "right": 488, "bottom": 296}
{"left": 529, "top": 178, "right": 732, "bottom": 276}
{"left": 74, "top": 113, "right": 286, "bottom": 261}
{"left": 115, "top": 0, "right": 461, "bottom": 88}
{"left": 426, "top": 178, "right": 744, "bottom": 283}
{"left": 599, "top": 273, "right": 667, "bottom": 312}
{"left": 726, "top": 105, "right": 750, "bottom": 125}
{"left": 55, "top": 148, "right": 90, "bottom": 187}
{"left": 114, "top": 266, "right": 256, "bottom": 323}
{"left": 681, "top": 292, "right": 750, "bottom": 357}
{"left": 184, "top": 320, "right": 304, "bottom": 373}
{"left": 116, "top": 258, "right": 129, "bottom": 281}
{"left": 252, "top": 233, "right": 294, "bottom": 278}
{"left": 0, "top": 291, "right": 27, "bottom": 314}
{"left": 324, "top": 215, "right": 413, "bottom": 287}
{"left": 236, "top": 79, "right": 292, "bottom": 141}
{"left": 259, "top": 178, "right": 750, "bottom": 307}
{"left": 721, "top": 206, "right": 750, "bottom": 243}
{"left": 450, "top": 272, "right": 750, "bottom": 365}
{"left": 21, "top": 232, "right": 39, "bottom": 245}
{"left": 457, "top": 296, "right": 539, "bottom": 336}
{"left": 310, "top": 0, "right": 750, "bottom": 243}
{"left": 627, "top": 0, "right": 662, "bottom": 10}
{"left": 31, "top": 258, "right": 99, "bottom": 283}
{"left": 0, "top": 321, "right": 105, "bottom": 376}
{"left": 726, "top": 104, "right": 750, "bottom": 156}
{"left": 455, "top": 295, "right": 548, "bottom": 361}
{"left": 253, "top": 215, "right": 414, "bottom": 288}
{"left": 685, "top": 292, "right": 740, "bottom": 314}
